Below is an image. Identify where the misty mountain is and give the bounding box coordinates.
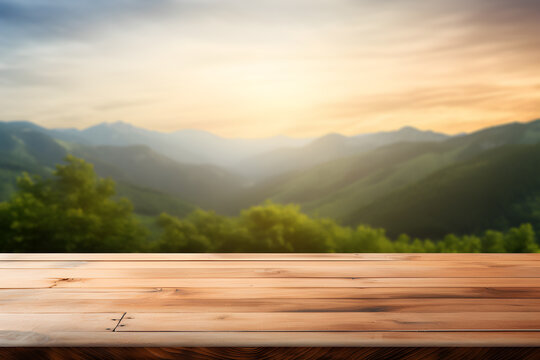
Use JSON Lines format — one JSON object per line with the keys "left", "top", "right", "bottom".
{"left": 0, "top": 121, "right": 67, "bottom": 199}
{"left": 52, "top": 121, "right": 311, "bottom": 167}
{"left": 52, "top": 122, "right": 206, "bottom": 164}
{"left": 233, "top": 141, "right": 456, "bottom": 217}
{"left": 51, "top": 121, "right": 450, "bottom": 179}
{"left": 441, "top": 118, "right": 540, "bottom": 156}
{"left": 169, "top": 129, "right": 312, "bottom": 167}
{"left": 350, "top": 143, "right": 540, "bottom": 237}
{"left": 235, "top": 119, "right": 540, "bottom": 232}
{"left": 3, "top": 118, "right": 540, "bottom": 238}
{"left": 0, "top": 122, "right": 237, "bottom": 215}
{"left": 234, "top": 126, "right": 450, "bottom": 180}
{"left": 71, "top": 144, "right": 243, "bottom": 212}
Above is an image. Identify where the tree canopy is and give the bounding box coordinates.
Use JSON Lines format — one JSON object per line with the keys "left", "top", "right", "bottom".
{"left": 0, "top": 155, "right": 145, "bottom": 252}
{"left": 0, "top": 155, "right": 538, "bottom": 253}
{"left": 153, "top": 206, "right": 538, "bottom": 253}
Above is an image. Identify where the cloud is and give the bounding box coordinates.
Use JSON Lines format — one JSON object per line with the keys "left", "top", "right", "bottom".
{"left": 317, "top": 82, "right": 540, "bottom": 135}
{"left": 0, "top": 0, "right": 539, "bottom": 136}
{"left": 94, "top": 99, "right": 156, "bottom": 112}
{"left": 0, "top": 0, "right": 202, "bottom": 46}
{"left": 421, "top": 0, "right": 540, "bottom": 63}
{"left": 0, "top": 66, "right": 63, "bottom": 87}
{"left": 327, "top": 84, "right": 539, "bottom": 116}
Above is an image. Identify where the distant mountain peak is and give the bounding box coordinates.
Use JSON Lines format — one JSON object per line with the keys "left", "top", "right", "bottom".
{"left": 86, "top": 121, "right": 137, "bottom": 130}
{"left": 110, "top": 120, "right": 132, "bottom": 127}
{"left": 311, "top": 133, "right": 346, "bottom": 143}
{"left": 83, "top": 121, "right": 153, "bottom": 137}
{"left": 1, "top": 120, "right": 44, "bottom": 130}
{"left": 318, "top": 133, "right": 347, "bottom": 140}
{"left": 105, "top": 121, "right": 139, "bottom": 130}
{"left": 398, "top": 125, "right": 421, "bottom": 132}
{"left": 306, "top": 133, "right": 349, "bottom": 150}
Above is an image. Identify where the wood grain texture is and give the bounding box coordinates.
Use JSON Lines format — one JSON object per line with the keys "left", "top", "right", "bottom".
{"left": 118, "top": 312, "right": 540, "bottom": 331}
{"left": 1, "top": 253, "right": 539, "bottom": 261}
{"left": 1, "top": 253, "right": 539, "bottom": 347}
{"left": 1, "top": 347, "right": 540, "bottom": 360}
{"left": 2, "top": 298, "right": 539, "bottom": 313}
{"left": 4, "top": 276, "right": 540, "bottom": 288}
{"left": 0, "top": 313, "right": 121, "bottom": 332}
{"left": 2, "top": 331, "right": 540, "bottom": 347}
{"left": 3, "top": 287, "right": 540, "bottom": 299}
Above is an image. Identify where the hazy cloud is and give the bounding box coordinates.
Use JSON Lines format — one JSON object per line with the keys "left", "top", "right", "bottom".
{"left": 94, "top": 99, "right": 157, "bottom": 112}
{"left": 0, "top": 0, "right": 539, "bottom": 136}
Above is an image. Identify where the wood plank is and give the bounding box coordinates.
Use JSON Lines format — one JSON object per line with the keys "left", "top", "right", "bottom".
{"left": 1, "top": 262, "right": 538, "bottom": 280}
{"left": 1, "top": 331, "right": 540, "bottom": 347}
{"left": 2, "top": 266, "right": 539, "bottom": 278}
{"left": 119, "top": 312, "right": 540, "bottom": 331}
{"left": 2, "top": 348, "right": 540, "bottom": 360}
{"left": 3, "top": 276, "right": 540, "bottom": 289}
{"left": 3, "top": 287, "right": 540, "bottom": 299}
{"left": 0, "top": 313, "right": 122, "bottom": 332}
{"left": 1, "top": 298, "right": 539, "bottom": 313}
{"left": 0, "top": 254, "right": 538, "bottom": 347}
{"left": 2, "top": 260, "right": 539, "bottom": 268}
{"left": 2, "top": 253, "right": 539, "bottom": 261}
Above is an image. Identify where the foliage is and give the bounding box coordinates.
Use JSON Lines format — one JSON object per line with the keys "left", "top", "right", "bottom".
{"left": 0, "top": 156, "right": 146, "bottom": 252}
{"left": 0, "top": 156, "right": 538, "bottom": 253}
{"left": 351, "top": 144, "right": 540, "bottom": 238}
{"left": 115, "top": 182, "right": 194, "bottom": 218}
{"left": 152, "top": 204, "right": 539, "bottom": 253}
{"left": 153, "top": 203, "right": 338, "bottom": 252}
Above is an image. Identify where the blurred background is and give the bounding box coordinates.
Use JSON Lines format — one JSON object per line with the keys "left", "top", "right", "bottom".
{"left": 0, "top": 0, "right": 539, "bottom": 252}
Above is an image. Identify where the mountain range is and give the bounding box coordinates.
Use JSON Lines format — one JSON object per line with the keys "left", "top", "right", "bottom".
{"left": 52, "top": 121, "right": 312, "bottom": 168}
{"left": 1, "top": 118, "right": 539, "bottom": 238}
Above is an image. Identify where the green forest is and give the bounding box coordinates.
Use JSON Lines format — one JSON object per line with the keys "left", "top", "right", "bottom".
{"left": 1, "top": 156, "right": 538, "bottom": 253}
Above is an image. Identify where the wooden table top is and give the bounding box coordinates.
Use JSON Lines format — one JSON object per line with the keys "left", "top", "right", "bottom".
{"left": 1, "top": 253, "right": 539, "bottom": 347}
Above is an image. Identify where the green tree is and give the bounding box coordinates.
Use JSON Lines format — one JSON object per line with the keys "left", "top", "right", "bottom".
{"left": 481, "top": 230, "right": 506, "bottom": 253}
{"left": 0, "top": 155, "right": 146, "bottom": 252}
{"left": 238, "top": 203, "right": 335, "bottom": 252}
{"left": 153, "top": 202, "right": 540, "bottom": 254}
{"left": 338, "top": 225, "right": 393, "bottom": 252}
{"left": 503, "top": 224, "right": 538, "bottom": 253}
{"left": 155, "top": 203, "right": 337, "bottom": 253}
{"left": 155, "top": 211, "right": 220, "bottom": 252}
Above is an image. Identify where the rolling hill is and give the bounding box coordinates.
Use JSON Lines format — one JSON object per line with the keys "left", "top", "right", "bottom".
{"left": 0, "top": 122, "right": 239, "bottom": 215}
{"left": 2, "top": 118, "right": 540, "bottom": 239}
{"left": 0, "top": 121, "right": 67, "bottom": 199}
{"left": 233, "top": 126, "right": 449, "bottom": 180}
{"left": 52, "top": 121, "right": 311, "bottom": 167}
{"left": 235, "top": 119, "right": 540, "bottom": 233}
{"left": 233, "top": 141, "right": 460, "bottom": 217}
{"left": 115, "top": 183, "right": 194, "bottom": 218}
{"left": 71, "top": 144, "right": 243, "bottom": 212}
{"left": 349, "top": 143, "right": 540, "bottom": 237}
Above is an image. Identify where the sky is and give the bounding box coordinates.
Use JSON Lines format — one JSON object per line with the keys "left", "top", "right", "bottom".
{"left": 0, "top": 0, "right": 539, "bottom": 138}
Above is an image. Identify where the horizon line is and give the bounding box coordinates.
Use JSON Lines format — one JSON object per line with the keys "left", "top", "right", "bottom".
{"left": 2, "top": 117, "right": 540, "bottom": 140}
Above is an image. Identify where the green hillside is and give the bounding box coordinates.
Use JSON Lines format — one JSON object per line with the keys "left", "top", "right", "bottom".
{"left": 0, "top": 123, "right": 202, "bottom": 216}
{"left": 236, "top": 141, "right": 462, "bottom": 217}
{"left": 3, "top": 118, "right": 540, "bottom": 240}
{"left": 350, "top": 144, "right": 540, "bottom": 237}
{"left": 237, "top": 119, "right": 540, "bottom": 226}
{"left": 115, "top": 182, "right": 194, "bottom": 218}
{"left": 2, "top": 154, "right": 537, "bottom": 253}
{"left": 0, "top": 122, "right": 67, "bottom": 200}
{"left": 71, "top": 144, "right": 243, "bottom": 212}
{"left": 235, "top": 127, "right": 449, "bottom": 180}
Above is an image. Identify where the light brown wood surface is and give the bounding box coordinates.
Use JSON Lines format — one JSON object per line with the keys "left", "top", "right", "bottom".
{"left": 0, "top": 253, "right": 539, "bottom": 347}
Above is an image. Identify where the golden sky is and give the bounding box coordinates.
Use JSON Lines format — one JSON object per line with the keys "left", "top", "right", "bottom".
{"left": 0, "top": 0, "right": 539, "bottom": 138}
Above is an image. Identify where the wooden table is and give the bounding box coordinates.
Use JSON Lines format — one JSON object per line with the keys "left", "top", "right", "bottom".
{"left": 1, "top": 253, "right": 539, "bottom": 359}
